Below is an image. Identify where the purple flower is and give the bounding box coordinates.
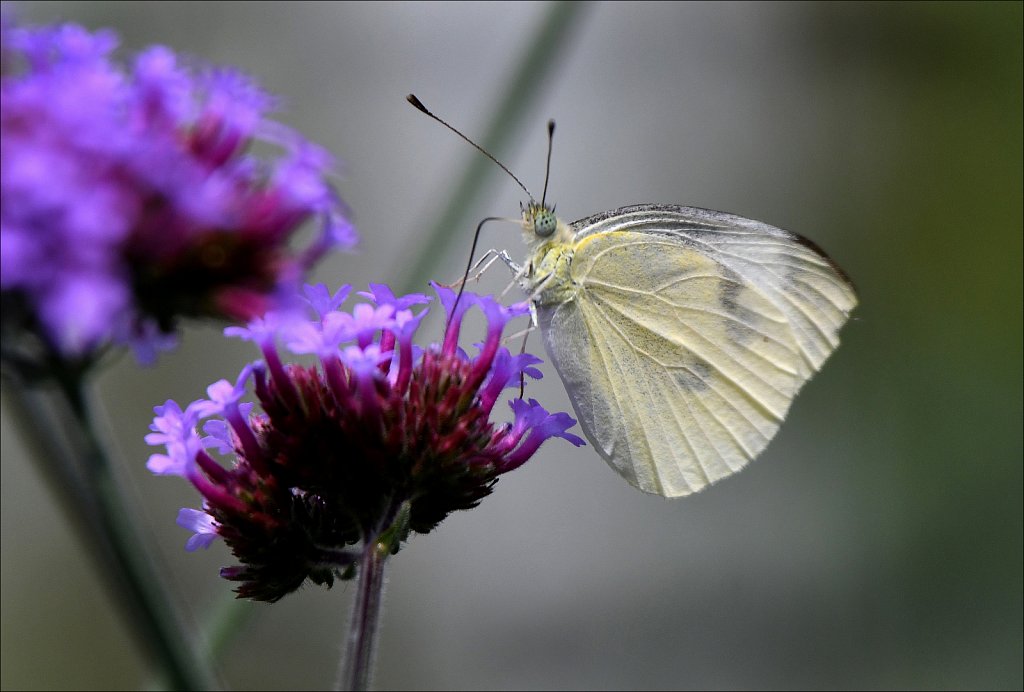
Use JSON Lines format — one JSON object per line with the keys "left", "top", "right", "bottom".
{"left": 147, "top": 283, "right": 584, "bottom": 602}
{"left": 0, "top": 20, "right": 355, "bottom": 365}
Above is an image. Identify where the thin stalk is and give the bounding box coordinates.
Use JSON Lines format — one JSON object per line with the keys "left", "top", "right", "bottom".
{"left": 63, "top": 374, "right": 218, "bottom": 690}
{"left": 145, "top": 596, "right": 254, "bottom": 690}
{"left": 337, "top": 538, "right": 390, "bottom": 691}
{"left": 4, "top": 372, "right": 218, "bottom": 690}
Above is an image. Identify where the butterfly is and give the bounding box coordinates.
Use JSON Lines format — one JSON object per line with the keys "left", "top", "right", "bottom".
{"left": 518, "top": 201, "right": 857, "bottom": 497}
{"left": 408, "top": 95, "right": 858, "bottom": 497}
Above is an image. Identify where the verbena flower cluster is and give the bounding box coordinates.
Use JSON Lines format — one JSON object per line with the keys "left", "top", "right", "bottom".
{"left": 0, "top": 19, "right": 355, "bottom": 364}
{"left": 147, "top": 283, "right": 585, "bottom": 601}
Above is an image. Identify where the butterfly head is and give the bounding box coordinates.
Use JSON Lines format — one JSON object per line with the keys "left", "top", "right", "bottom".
{"left": 522, "top": 201, "right": 571, "bottom": 247}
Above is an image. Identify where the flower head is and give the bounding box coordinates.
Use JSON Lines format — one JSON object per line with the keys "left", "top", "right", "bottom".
{"left": 147, "top": 283, "right": 584, "bottom": 601}
{"left": 0, "top": 20, "right": 354, "bottom": 366}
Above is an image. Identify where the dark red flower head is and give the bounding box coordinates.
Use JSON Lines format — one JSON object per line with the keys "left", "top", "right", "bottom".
{"left": 147, "top": 283, "right": 584, "bottom": 601}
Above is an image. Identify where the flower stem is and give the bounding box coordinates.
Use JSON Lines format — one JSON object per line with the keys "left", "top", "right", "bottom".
{"left": 4, "top": 371, "right": 218, "bottom": 690}
{"left": 337, "top": 537, "right": 390, "bottom": 691}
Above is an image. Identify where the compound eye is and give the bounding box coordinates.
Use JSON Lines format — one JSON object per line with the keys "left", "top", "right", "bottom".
{"left": 534, "top": 210, "right": 557, "bottom": 238}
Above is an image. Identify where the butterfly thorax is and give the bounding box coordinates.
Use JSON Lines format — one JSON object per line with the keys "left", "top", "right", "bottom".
{"left": 521, "top": 202, "right": 577, "bottom": 307}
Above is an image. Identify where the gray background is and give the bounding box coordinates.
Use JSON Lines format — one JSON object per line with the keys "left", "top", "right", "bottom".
{"left": 2, "top": 2, "right": 1021, "bottom": 690}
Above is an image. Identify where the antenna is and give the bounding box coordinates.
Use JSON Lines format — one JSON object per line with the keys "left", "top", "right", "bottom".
{"left": 406, "top": 94, "right": 535, "bottom": 202}
{"left": 541, "top": 120, "right": 555, "bottom": 207}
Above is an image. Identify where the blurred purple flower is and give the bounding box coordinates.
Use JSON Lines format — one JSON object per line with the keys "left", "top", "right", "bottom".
{"left": 0, "top": 20, "right": 355, "bottom": 365}
{"left": 147, "top": 283, "right": 584, "bottom": 601}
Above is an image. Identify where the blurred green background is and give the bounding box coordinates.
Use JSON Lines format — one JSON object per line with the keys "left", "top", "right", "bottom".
{"left": 2, "top": 2, "right": 1021, "bottom": 689}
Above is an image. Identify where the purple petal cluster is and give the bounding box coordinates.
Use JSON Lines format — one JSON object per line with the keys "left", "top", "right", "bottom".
{"left": 146, "top": 283, "right": 584, "bottom": 601}
{"left": 0, "top": 20, "right": 354, "bottom": 363}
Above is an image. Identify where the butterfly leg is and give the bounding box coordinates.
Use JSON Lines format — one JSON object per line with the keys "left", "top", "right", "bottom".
{"left": 498, "top": 257, "right": 533, "bottom": 298}
{"left": 474, "top": 248, "right": 522, "bottom": 279}
{"left": 462, "top": 249, "right": 528, "bottom": 299}
{"left": 524, "top": 270, "right": 556, "bottom": 304}
{"left": 443, "top": 249, "right": 523, "bottom": 289}
{"left": 507, "top": 304, "right": 542, "bottom": 397}
{"left": 501, "top": 301, "right": 539, "bottom": 343}
{"left": 494, "top": 301, "right": 538, "bottom": 398}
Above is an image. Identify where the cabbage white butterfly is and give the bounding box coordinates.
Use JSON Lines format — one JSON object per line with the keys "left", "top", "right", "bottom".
{"left": 409, "top": 95, "right": 857, "bottom": 497}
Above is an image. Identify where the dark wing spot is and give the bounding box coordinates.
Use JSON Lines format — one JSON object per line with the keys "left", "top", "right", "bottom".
{"left": 718, "top": 268, "right": 760, "bottom": 345}
{"left": 674, "top": 358, "right": 711, "bottom": 391}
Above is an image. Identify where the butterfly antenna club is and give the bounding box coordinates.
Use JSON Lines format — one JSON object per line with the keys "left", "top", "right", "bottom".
{"left": 541, "top": 120, "right": 555, "bottom": 208}
{"left": 406, "top": 94, "right": 534, "bottom": 202}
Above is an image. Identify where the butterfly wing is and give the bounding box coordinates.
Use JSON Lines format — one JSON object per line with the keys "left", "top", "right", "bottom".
{"left": 535, "top": 204, "right": 857, "bottom": 497}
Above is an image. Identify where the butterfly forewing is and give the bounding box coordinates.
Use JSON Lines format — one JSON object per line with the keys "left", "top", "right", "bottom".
{"left": 534, "top": 204, "right": 857, "bottom": 497}
{"left": 569, "top": 205, "right": 857, "bottom": 374}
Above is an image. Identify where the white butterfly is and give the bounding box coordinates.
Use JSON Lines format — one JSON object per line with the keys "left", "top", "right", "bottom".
{"left": 519, "top": 201, "right": 857, "bottom": 497}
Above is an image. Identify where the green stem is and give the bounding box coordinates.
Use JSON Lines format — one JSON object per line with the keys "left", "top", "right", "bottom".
{"left": 4, "top": 372, "right": 218, "bottom": 690}
{"left": 337, "top": 537, "right": 390, "bottom": 692}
